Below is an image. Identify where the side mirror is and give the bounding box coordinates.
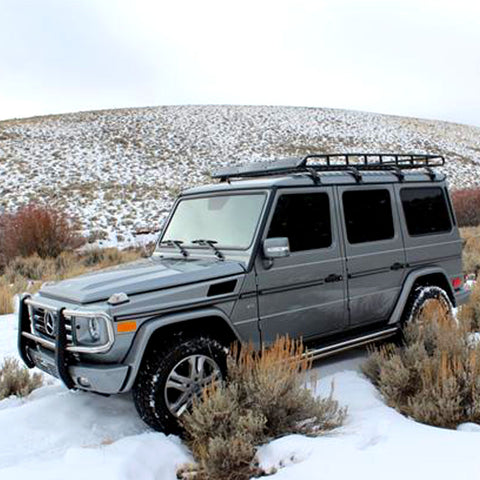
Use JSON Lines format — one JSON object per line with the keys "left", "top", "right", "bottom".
{"left": 263, "top": 237, "right": 290, "bottom": 259}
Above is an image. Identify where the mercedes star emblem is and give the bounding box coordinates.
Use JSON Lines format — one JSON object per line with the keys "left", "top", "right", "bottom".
{"left": 44, "top": 311, "right": 56, "bottom": 336}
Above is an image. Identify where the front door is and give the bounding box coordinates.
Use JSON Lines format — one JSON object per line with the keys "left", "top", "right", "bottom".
{"left": 255, "top": 187, "right": 347, "bottom": 344}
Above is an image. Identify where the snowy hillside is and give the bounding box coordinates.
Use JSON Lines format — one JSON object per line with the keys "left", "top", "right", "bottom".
{"left": 2, "top": 313, "right": 480, "bottom": 480}
{"left": 1, "top": 105, "right": 480, "bottom": 237}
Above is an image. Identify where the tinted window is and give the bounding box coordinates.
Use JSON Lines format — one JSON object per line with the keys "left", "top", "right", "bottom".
{"left": 343, "top": 189, "right": 394, "bottom": 244}
{"left": 401, "top": 187, "right": 452, "bottom": 236}
{"left": 267, "top": 192, "right": 332, "bottom": 252}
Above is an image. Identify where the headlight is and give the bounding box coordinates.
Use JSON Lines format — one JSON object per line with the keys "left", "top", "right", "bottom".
{"left": 88, "top": 318, "right": 101, "bottom": 341}
{"left": 74, "top": 316, "right": 108, "bottom": 346}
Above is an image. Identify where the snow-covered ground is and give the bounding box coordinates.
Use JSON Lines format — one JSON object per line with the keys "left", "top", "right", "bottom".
{"left": 2, "top": 313, "right": 480, "bottom": 479}
{"left": 1, "top": 105, "right": 480, "bottom": 238}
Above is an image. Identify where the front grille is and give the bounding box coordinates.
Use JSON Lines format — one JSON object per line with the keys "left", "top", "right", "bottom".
{"left": 31, "top": 307, "right": 73, "bottom": 345}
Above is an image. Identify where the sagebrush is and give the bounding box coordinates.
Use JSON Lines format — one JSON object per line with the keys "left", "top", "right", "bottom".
{"left": 179, "top": 337, "right": 346, "bottom": 480}
{"left": 0, "top": 357, "right": 43, "bottom": 400}
{"left": 0, "top": 248, "right": 145, "bottom": 314}
{"left": 0, "top": 203, "right": 84, "bottom": 268}
{"left": 457, "top": 281, "right": 480, "bottom": 331}
{"left": 363, "top": 298, "right": 480, "bottom": 428}
{"left": 461, "top": 225, "right": 480, "bottom": 276}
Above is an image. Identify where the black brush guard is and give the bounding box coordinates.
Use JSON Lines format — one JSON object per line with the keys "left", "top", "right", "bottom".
{"left": 18, "top": 295, "right": 74, "bottom": 389}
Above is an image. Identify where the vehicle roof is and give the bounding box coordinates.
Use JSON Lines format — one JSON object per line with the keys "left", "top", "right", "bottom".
{"left": 183, "top": 170, "right": 447, "bottom": 196}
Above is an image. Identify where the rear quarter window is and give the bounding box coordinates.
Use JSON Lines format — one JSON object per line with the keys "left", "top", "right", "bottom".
{"left": 400, "top": 187, "right": 452, "bottom": 236}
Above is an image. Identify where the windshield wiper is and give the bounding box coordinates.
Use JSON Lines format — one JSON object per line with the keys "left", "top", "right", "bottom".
{"left": 159, "top": 239, "right": 189, "bottom": 258}
{"left": 192, "top": 239, "right": 225, "bottom": 261}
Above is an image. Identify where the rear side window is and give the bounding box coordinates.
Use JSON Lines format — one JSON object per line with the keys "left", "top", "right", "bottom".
{"left": 267, "top": 192, "right": 332, "bottom": 252}
{"left": 400, "top": 187, "right": 452, "bottom": 236}
{"left": 343, "top": 189, "right": 394, "bottom": 244}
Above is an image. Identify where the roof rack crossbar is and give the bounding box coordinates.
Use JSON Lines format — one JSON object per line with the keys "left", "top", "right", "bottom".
{"left": 212, "top": 153, "right": 445, "bottom": 182}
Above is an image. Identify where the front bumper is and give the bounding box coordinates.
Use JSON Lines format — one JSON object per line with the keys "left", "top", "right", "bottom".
{"left": 27, "top": 346, "right": 129, "bottom": 394}
{"left": 18, "top": 295, "right": 127, "bottom": 394}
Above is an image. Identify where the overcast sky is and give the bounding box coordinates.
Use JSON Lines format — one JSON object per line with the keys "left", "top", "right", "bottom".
{"left": 1, "top": 0, "right": 479, "bottom": 126}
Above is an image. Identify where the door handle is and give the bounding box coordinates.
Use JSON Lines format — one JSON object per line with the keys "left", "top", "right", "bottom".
{"left": 390, "top": 262, "right": 404, "bottom": 271}
{"left": 325, "top": 274, "right": 343, "bottom": 283}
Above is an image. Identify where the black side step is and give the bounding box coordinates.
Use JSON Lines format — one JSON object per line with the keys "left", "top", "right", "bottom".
{"left": 305, "top": 326, "right": 399, "bottom": 361}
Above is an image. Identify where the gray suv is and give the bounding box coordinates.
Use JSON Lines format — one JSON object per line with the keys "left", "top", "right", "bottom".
{"left": 18, "top": 153, "right": 470, "bottom": 433}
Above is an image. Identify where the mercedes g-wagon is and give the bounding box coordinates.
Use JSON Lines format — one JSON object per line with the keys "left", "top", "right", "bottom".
{"left": 18, "top": 153, "right": 470, "bottom": 433}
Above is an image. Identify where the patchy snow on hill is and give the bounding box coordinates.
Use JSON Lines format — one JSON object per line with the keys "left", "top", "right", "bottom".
{"left": 1, "top": 105, "right": 480, "bottom": 239}
{"left": 2, "top": 313, "right": 480, "bottom": 479}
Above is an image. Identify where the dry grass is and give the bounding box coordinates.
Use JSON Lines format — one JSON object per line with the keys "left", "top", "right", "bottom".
{"left": 179, "top": 337, "right": 346, "bottom": 480}
{"left": 461, "top": 225, "right": 480, "bottom": 275}
{"left": 0, "top": 357, "right": 43, "bottom": 400}
{"left": 363, "top": 299, "right": 480, "bottom": 428}
{"left": 457, "top": 280, "right": 480, "bottom": 331}
{"left": 0, "top": 248, "right": 144, "bottom": 314}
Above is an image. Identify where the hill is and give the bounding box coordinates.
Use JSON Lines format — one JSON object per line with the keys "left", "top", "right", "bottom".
{"left": 1, "top": 105, "right": 479, "bottom": 238}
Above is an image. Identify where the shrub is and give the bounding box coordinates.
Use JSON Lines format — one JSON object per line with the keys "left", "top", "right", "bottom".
{"left": 179, "top": 384, "right": 266, "bottom": 480}
{"left": 0, "top": 203, "right": 84, "bottom": 267}
{"left": 179, "top": 337, "right": 346, "bottom": 480}
{"left": 4, "top": 255, "right": 56, "bottom": 281}
{"left": 363, "top": 299, "right": 480, "bottom": 429}
{"left": 0, "top": 248, "right": 144, "bottom": 314}
{"left": 461, "top": 227, "right": 480, "bottom": 276}
{"left": 0, "top": 357, "right": 43, "bottom": 400}
{"left": 81, "top": 247, "right": 140, "bottom": 268}
{"left": 227, "top": 338, "right": 346, "bottom": 438}
{"left": 457, "top": 280, "right": 480, "bottom": 330}
{"left": 0, "top": 276, "right": 31, "bottom": 315}
{"left": 451, "top": 188, "right": 480, "bottom": 227}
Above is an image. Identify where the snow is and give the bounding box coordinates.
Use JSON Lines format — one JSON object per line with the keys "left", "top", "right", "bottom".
{"left": 2, "top": 313, "right": 480, "bottom": 479}
{"left": 1, "top": 105, "right": 480, "bottom": 238}
{"left": 0, "top": 315, "right": 191, "bottom": 479}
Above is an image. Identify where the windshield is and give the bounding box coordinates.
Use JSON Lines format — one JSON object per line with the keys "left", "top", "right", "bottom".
{"left": 160, "top": 193, "right": 267, "bottom": 250}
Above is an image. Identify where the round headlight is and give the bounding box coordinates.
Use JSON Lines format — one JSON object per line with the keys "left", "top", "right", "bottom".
{"left": 88, "top": 318, "right": 101, "bottom": 341}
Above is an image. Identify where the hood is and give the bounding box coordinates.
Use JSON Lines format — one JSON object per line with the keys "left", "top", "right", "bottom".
{"left": 39, "top": 256, "right": 245, "bottom": 304}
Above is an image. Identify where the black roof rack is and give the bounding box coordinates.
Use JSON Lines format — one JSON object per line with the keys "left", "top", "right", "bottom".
{"left": 212, "top": 153, "right": 445, "bottom": 183}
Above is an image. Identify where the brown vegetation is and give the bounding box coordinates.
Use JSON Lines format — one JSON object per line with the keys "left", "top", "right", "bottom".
{"left": 452, "top": 188, "right": 480, "bottom": 228}
{"left": 363, "top": 298, "right": 480, "bottom": 429}
{"left": 0, "top": 248, "right": 145, "bottom": 314}
{"left": 457, "top": 280, "right": 480, "bottom": 331}
{"left": 461, "top": 225, "right": 480, "bottom": 276}
{"left": 179, "top": 337, "right": 346, "bottom": 480}
{"left": 0, "top": 357, "right": 43, "bottom": 400}
{"left": 0, "top": 203, "right": 84, "bottom": 268}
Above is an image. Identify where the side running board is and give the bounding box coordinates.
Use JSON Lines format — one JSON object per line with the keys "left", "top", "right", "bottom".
{"left": 306, "top": 326, "right": 399, "bottom": 361}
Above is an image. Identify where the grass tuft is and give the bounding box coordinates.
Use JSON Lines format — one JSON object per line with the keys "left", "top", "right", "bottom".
{"left": 0, "top": 357, "right": 43, "bottom": 400}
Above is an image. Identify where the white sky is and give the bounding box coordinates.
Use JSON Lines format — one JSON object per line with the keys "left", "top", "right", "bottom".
{"left": 1, "top": 0, "right": 480, "bottom": 126}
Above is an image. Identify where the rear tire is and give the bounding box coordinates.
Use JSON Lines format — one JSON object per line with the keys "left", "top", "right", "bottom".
{"left": 401, "top": 285, "right": 453, "bottom": 326}
{"left": 132, "top": 335, "right": 227, "bottom": 434}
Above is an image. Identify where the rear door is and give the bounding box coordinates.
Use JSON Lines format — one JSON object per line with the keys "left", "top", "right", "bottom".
{"left": 255, "top": 187, "right": 348, "bottom": 343}
{"left": 337, "top": 185, "right": 407, "bottom": 326}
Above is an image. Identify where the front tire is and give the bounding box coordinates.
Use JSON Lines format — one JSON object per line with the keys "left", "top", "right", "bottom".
{"left": 132, "top": 336, "right": 227, "bottom": 434}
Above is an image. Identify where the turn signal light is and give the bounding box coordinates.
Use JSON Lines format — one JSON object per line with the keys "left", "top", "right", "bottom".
{"left": 117, "top": 320, "right": 137, "bottom": 333}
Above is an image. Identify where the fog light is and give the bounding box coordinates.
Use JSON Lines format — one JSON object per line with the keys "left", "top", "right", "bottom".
{"left": 77, "top": 376, "right": 91, "bottom": 388}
